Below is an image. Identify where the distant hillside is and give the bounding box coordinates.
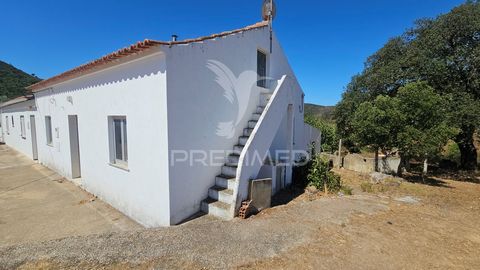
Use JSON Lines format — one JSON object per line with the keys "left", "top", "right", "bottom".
{"left": 0, "top": 61, "right": 41, "bottom": 102}
{"left": 305, "top": 103, "right": 335, "bottom": 121}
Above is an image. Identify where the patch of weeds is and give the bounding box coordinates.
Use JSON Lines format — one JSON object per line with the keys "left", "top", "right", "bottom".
{"left": 307, "top": 155, "right": 341, "bottom": 193}
{"left": 340, "top": 185, "right": 353, "bottom": 195}
{"left": 360, "top": 182, "right": 374, "bottom": 193}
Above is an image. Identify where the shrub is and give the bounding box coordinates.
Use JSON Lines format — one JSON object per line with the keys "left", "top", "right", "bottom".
{"left": 340, "top": 185, "right": 353, "bottom": 195}
{"left": 307, "top": 155, "right": 341, "bottom": 193}
{"left": 360, "top": 182, "right": 374, "bottom": 193}
{"left": 442, "top": 140, "right": 461, "bottom": 165}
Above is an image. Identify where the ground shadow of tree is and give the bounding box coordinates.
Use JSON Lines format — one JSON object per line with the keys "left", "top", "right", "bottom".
{"left": 402, "top": 173, "right": 454, "bottom": 188}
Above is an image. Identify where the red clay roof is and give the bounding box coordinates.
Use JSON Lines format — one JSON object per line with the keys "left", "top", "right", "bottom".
{"left": 27, "top": 21, "right": 269, "bottom": 92}
{"left": 0, "top": 95, "right": 34, "bottom": 108}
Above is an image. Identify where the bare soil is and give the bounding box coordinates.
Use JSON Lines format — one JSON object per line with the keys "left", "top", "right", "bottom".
{"left": 1, "top": 157, "right": 480, "bottom": 269}
{"left": 240, "top": 169, "right": 480, "bottom": 269}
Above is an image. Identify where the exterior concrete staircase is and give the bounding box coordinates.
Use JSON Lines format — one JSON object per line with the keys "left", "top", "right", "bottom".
{"left": 201, "top": 93, "right": 272, "bottom": 219}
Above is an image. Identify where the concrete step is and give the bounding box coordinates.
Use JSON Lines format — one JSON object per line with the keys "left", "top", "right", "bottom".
{"left": 260, "top": 93, "right": 273, "bottom": 107}
{"left": 201, "top": 198, "right": 231, "bottom": 220}
{"left": 225, "top": 162, "right": 238, "bottom": 167}
{"left": 215, "top": 174, "right": 236, "bottom": 189}
{"left": 208, "top": 186, "right": 234, "bottom": 204}
{"left": 233, "top": 145, "right": 244, "bottom": 154}
{"left": 238, "top": 136, "right": 249, "bottom": 146}
{"left": 227, "top": 153, "right": 240, "bottom": 164}
{"left": 251, "top": 113, "right": 262, "bottom": 121}
{"left": 256, "top": 106, "right": 265, "bottom": 114}
{"left": 221, "top": 164, "right": 237, "bottom": 178}
{"left": 244, "top": 128, "right": 254, "bottom": 137}
{"left": 248, "top": 120, "right": 258, "bottom": 129}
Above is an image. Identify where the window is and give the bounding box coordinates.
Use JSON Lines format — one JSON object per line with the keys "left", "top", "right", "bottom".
{"left": 109, "top": 116, "right": 128, "bottom": 167}
{"left": 11, "top": 115, "right": 14, "bottom": 127}
{"left": 5, "top": 116, "right": 9, "bottom": 135}
{"left": 20, "top": 116, "right": 26, "bottom": 139}
{"left": 45, "top": 116, "right": 53, "bottom": 145}
{"left": 257, "top": 50, "right": 267, "bottom": 88}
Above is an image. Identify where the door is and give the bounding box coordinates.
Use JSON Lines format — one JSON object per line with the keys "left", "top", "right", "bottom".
{"left": 68, "top": 115, "right": 81, "bottom": 178}
{"left": 30, "top": 115, "right": 38, "bottom": 160}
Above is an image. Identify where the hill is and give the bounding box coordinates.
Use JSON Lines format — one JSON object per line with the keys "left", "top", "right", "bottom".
{"left": 304, "top": 103, "right": 335, "bottom": 121}
{"left": 0, "top": 61, "right": 41, "bottom": 102}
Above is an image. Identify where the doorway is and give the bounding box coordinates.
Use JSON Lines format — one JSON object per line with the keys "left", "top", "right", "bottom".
{"left": 68, "top": 115, "right": 81, "bottom": 178}
{"left": 30, "top": 115, "right": 38, "bottom": 160}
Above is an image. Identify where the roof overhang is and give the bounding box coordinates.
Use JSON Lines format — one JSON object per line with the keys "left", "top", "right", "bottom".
{"left": 27, "top": 21, "right": 269, "bottom": 92}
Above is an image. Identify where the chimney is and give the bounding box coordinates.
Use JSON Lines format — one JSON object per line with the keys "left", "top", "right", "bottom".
{"left": 172, "top": 34, "right": 178, "bottom": 42}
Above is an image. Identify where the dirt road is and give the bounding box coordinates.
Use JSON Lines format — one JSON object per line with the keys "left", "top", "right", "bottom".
{"left": 1, "top": 153, "right": 479, "bottom": 269}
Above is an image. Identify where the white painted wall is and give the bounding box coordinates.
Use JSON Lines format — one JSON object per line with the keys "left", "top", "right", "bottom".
{"left": 2, "top": 25, "right": 306, "bottom": 226}
{"left": 164, "top": 27, "right": 305, "bottom": 223}
{"left": 233, "top": 75, "right": 303, "bottom": 213}
{"left": 0, "top": 100, "right": 38, "bottom": 159}
{"left": 33, "top": 51, "right": 171, "bottom": 227}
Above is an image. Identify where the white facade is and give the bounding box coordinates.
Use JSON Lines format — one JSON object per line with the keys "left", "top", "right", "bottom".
{"left": 0, "top": 99, "right": 38, "bottom": 160}
{"left": 1, "top": 22, "right": 309, "bottom": 227}
{"left": 164, "top": 27, "right": 304, "bottom": 223}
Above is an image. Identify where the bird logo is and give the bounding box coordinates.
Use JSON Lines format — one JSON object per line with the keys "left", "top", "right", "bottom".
{"left": 207, "top": 60, "right": 269, "bottom": 139}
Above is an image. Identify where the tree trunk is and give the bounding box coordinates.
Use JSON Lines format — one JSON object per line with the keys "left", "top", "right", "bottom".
{"left": 422, "top": 158, "right": 428, "bottom": 183}
{"left": 397, "top": 156, "right": 406, "bottom": 177}
{"left": 374, "top": 149, "right": 379, "bottom": 172}
{"left": 456, "top": 128, "right": 477, "bottom": 170}
{"left": 423, "top": 158, "right": 428, "bottom": 175}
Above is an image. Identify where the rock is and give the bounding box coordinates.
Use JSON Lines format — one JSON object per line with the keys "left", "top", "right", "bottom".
{"left": 370, "top": 172, "right": 403, "bottom": 185}
{"left": 395, "top": 196, "right": 420, "bottom": 204}
{"left": 370, "top": 172, "right": 390, "bottom": 184}
{"left": 306, "top": 186, "right": 318, "bottom": 194}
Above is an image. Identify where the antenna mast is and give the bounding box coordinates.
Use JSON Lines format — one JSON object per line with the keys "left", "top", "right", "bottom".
{"left": 262, "top": 0, "right": 276, "bottom": 53}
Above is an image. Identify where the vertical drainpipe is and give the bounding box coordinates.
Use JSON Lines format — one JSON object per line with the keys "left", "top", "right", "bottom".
{"left": 269, "top": 0, "right": 273, "bottom": 53}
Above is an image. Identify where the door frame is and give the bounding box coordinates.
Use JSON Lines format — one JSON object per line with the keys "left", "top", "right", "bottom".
{"left": 30, "top": 115, "right": 38, "bottom": 160}
{"left": 68, "top": 115, "right": 81, "bottom": 178}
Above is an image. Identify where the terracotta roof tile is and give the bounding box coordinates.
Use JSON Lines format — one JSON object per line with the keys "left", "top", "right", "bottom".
{"left": 0, "top": 95, "right": 34, "bottom": 108}
{"left": 28, "top": 21, "right": 269, "bottom": 92}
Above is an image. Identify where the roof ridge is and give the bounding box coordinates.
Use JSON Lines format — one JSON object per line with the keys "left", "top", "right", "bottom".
{"left": 28, "top": 21, "right": 269, "bottom": 91}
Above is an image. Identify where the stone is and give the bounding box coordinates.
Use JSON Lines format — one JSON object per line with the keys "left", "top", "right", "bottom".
{"left": 395, "top": 196, "right": 420, "bottom": 204}
{"left": 370, "top": 172, "right": 390, "bottom": 184}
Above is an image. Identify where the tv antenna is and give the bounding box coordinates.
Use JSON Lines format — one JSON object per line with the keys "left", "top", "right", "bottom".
{"left": 262, "top": 0, "right": 276, "bottom": 21}
{"left": 262, "top": 0, "right": 276, "bottom": 53}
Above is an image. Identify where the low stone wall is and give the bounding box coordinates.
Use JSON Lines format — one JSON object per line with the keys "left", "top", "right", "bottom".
{"left": 342, "top": 153, "right": 400, "bottom": 174}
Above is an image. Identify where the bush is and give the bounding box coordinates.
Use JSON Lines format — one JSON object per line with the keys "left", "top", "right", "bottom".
{"left": 442, "top": 140, "right": 461, "bottom": 166}
{"left": 307, "top": 155, "right": 341, "bottom": 193}
{"left": 340, "top": 185, "right": 353, "bottom": 195}
{"left": 360, "top": 182, "right": 374, "bottom": 193}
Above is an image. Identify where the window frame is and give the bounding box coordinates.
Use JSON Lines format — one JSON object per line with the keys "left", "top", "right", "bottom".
{"left": 108, "top": 116, "right": 128, "bottom": 169}
{"left": 45, "top": 116, "right": 53, "bottom": 146}
{"left": 20, "top": 116, "right": 26, "bottom": 139}
{"left": 257, "top": 49, "right": 268, "bottom": 88}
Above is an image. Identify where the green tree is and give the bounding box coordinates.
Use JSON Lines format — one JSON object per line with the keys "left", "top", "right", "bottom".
{"left": 350, "top": 95, "right": 403, "bottom": 170}
{"left": 336, "top": 1, "right": 480, "bottom": 169}
{"left": 395, "top": 83, "right": 458, "bottom": 175}
{"left": 349, "top": 82, "right": 457, "bottom": 175}
{"left": 305, "top": 114, "right": 338, "bottom": 153}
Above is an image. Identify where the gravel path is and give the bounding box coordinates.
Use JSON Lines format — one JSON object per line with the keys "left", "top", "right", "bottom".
{"left": 0, "top": 195, "right": 388, "bottom": 269}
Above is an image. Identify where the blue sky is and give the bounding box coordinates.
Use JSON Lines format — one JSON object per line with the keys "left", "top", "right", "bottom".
{"left": 0, "top": 0, "right": 465, "bottom": 105}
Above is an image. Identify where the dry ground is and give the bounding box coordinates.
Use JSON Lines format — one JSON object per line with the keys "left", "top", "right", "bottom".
{"left": 0, "top": 145, "right": 141, "bottom": 246}
{"left": 1, "top": 144, "right": 480, "bottom": 269}
{"left": 241, "top": 169, "right": 480, "bottom": 269}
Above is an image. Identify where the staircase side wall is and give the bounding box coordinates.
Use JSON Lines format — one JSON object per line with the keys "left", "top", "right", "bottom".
{"left": 165, "top": 26, "right": 277, "bottom": 224}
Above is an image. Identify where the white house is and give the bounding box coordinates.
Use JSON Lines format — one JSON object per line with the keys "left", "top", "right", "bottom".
{"left": 0, "top": 20, "right": 315, "bottom": 227}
